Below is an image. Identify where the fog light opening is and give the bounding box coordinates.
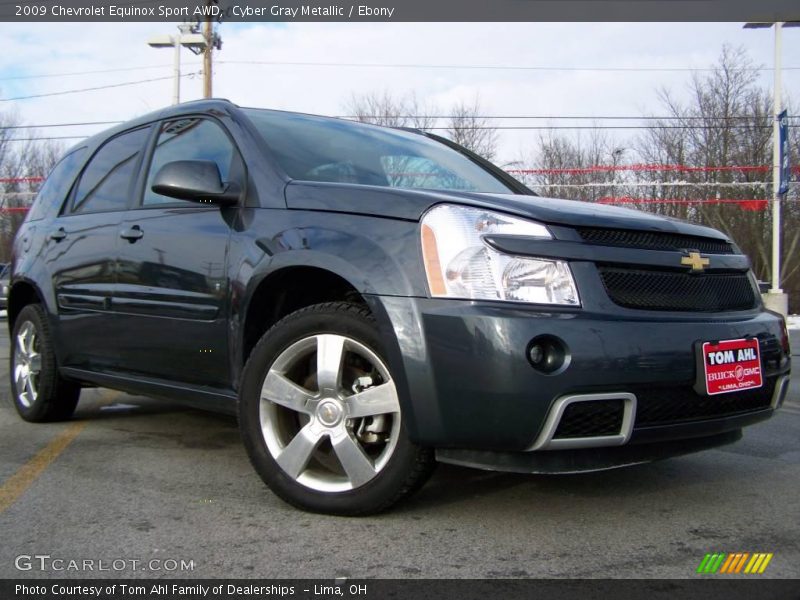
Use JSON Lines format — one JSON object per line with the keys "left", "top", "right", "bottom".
{"left": 527, "top": 336, "right": 570, "bottom": 374}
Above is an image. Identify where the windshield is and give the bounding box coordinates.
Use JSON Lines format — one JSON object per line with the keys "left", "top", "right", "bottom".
{"left": 242, "top": 109, "right": 513, "bottom": 194}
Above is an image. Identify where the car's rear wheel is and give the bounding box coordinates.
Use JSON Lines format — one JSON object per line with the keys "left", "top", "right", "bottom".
{"left": 239, "top": 302, "right": 435, "bottom": 515}
{"left": 10, "top": 303, "right": 80, "bottom": 422}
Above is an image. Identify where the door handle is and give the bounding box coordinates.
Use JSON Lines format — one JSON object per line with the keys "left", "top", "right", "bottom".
{"left": 49, "top": 228, "right": 67, "bottom": 242}
{"left": 120, "top": 225, "right": 143, "bottom": 242}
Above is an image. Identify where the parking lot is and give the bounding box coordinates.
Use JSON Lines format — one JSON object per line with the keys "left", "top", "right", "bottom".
{"left": 0, "top": 324, "right": 798, "bottom": 580}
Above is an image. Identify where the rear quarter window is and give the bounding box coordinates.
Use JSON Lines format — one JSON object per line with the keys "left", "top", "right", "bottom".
{"left": 71, "top": 127, "right": 150, "bottom": 214}
{"left": 25, "top": 147, "right": 88, "bottom": 222}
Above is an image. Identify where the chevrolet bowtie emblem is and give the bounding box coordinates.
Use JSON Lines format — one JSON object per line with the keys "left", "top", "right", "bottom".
{"left": 681, "top": 252, "right": 710, "bottom": 272}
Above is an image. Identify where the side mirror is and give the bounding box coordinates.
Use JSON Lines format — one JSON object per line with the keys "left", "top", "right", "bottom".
{"left": 150, "top": 160, "right": 240, "bottom": 205}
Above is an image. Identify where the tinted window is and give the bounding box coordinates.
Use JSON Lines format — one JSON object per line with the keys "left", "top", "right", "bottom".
{"left": 72, "top": 127, "right": 149, "bottom": 214}
{"left": 26, "top": 147, "right": 87, "bottom": 221}
{"left": 243, "top": 109, "right": 512, "bottom": 194}
{"left": 143, "top": 118, "right": 235, "bottom": 206}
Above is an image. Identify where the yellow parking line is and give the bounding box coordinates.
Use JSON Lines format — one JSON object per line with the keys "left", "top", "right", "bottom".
{"left": 0, "top": 421, "right": 87, "bottom": 514}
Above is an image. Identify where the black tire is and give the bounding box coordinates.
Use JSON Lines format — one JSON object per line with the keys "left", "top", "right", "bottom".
{"left": 10, "top": 303, "right": 80, "bottom": 422}
{"left": 239, "top": 302, "right": 435, "bottom": 515}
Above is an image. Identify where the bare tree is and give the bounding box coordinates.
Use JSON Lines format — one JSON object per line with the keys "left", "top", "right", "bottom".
{"left": 634, "top": 45, "right": 789, "bottom": 292}
{"left": 343, "top": 90, "right": 437, "bottom": 130}
{"left": 445, "top": 96, "right": 498, "bottom": 160}
{"left": 521, "top": 128, "right": 621, "bottom": 202}
{"left": 523, "top": 45, "right": 799, "bottom": 310}
{"left": 343, "top": 91, "right": 501, "bottom": 160}
{"left": 0, "top": 109, "right": 23, "bottom": 181}
{"left": 0, "top": 106, "right": 65, "bottom": 261}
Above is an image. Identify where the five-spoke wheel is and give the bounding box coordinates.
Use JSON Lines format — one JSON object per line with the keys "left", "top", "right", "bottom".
{"left": 13, "top": 320, "right": 42, "bottom": 409}
{"left": 260, "top": 333, "right": 401, "bottom": 492}
{"left": 239, "top": 302, "right": 434, "bottom": 515}
{"left": 10, "top": 304, "right": 80, "bottom": 422}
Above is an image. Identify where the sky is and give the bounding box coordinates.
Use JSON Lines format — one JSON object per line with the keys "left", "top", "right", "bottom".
{"left": 1, "top": 21, "right": 799, "bottom": 165}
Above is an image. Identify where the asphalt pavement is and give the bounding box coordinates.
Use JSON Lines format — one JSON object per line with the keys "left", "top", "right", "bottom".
{"left": 0, "top": 326, "right": 798, "bottom": 579}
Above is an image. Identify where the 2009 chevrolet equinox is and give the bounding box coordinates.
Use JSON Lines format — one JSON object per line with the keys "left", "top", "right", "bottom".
{"left": 8, "top": 100, "right": 791, "bottom": 514}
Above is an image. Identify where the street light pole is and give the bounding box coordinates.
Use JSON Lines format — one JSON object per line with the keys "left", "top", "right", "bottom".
{"left": 743, "top": 21, "right": 799, "bottom": 316}
{"left": 172, "top": 34, "right": 181, "bottom": 105}
{"left": 147, "top": 25, "right": 208, "bottom": 106}
{"left": 770, "top": 23, "right": 783, "bottom": 298}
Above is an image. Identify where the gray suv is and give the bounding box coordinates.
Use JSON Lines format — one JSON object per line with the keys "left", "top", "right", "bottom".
{"left": 8, "top": 100, "right": 790, "bottom": 514}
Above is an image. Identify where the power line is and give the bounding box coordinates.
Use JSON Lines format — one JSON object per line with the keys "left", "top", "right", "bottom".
{"left": 2, "top": 136, "right": 88, "bottom": 142}
{"left": 3, "top": 120, "right": 799, "bottom": 141}
{"left": 4, "top": 115, "right": 799, "bottom": 132}
{"left": 0, "top": 121, "right": 788, "bottom": 142}
{"left": 0, "top": 121, "right": 122, "bottom": 130}
{"left": 5, "top": 164, "right": 796, "bottom": 181}
{"left": 0, "top": 72, "right": 201, "bottom": 102}
{"left": 1, "top": 60, "right": 796, "bottom": 86}
{"left": 219, "top": 59, "right": 800, "bottom": 73}
{"left": 425, "top": 125, "right": 777, "bottom": 130}
{"left": 340, "top": 114, "right": 800, "bottom": 121}
{"left": 0, "top": 125, "right": 774, "bottom": 140}
{"left": 0, "top": 64, "right": 197, "bottom": 82}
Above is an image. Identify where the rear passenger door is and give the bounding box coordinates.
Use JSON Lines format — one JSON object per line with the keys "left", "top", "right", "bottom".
{"left": 44, "top": 126, "right": 151, "bottom": 372}
{"left": 113, "top": 117, "right": 241, "bottom": 388}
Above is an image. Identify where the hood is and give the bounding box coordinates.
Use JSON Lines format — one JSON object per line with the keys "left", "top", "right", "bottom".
{"left": 285, "top": 181, "right": 730, "bottom": 240}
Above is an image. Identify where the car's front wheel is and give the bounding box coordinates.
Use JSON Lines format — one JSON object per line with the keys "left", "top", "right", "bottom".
{"left": 239, "top": 302, "right": 435, "bottom": 515}
{"left": 10, "top": 303, "right": 80, "bottom": 422}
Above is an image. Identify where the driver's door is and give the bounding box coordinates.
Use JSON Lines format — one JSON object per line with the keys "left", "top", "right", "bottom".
{"left": 113, "top": 118, "right": 241, "bottom": 388}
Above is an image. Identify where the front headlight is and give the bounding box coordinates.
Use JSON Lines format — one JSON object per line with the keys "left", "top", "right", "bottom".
{"left": 420, "top": 204, "right": 580, "bottom": 305}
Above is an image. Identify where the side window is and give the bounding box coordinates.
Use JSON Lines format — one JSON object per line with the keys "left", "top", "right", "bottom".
{"left": 72, "top": 127, "right": 150, "bottom": 215}
{"left": 26, "top": 147, "right": 88, "bottom": 221}
{"left": 143, "top": 118, "right": 235, "bottom": 206}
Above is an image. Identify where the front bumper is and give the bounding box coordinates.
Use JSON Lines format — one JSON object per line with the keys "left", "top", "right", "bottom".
{"left": 436, "top": 429, "right": 745, "bottom": 474}
{"left": 369, "top": 296, "right": 790, "bottom": 452}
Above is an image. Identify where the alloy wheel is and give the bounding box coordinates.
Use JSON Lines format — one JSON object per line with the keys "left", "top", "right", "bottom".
{"left": 14, "top": 321, "right": 41, "bottom": 409}
{"left": 259, "top": 334, "right": 401, "bottom": 493}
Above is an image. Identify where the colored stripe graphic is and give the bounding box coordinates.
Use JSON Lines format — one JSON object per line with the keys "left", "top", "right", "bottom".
{"left": 697, "top": 554, "right": 713, "bottom": 573}
{"left": 731, "top": 552, "right": 750, "bottom": 573}
{"left": 744, "top": 553, "right": 774, "bottom": 574}
{"left": 758, "top": 554, "right": 773, "bottom": 574}
{"left": 697, "top": 553, "right": 728, "bottom": 574}
{"left": 698, "top": 552, "right": 773, "bottom": 575}
{"left": 746, "top": 554, "right": 762, "bottom": 574}
{"left": 711, "top": 554, "right": 726, "bottom": 573}
{"left": 719, "top": 554, "right": 736, "bottom": 573}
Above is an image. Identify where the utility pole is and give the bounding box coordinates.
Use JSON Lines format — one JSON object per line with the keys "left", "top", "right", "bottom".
{"left": 201, "top": 0, "right": 223, "bottom": 98}
{"left": 203, "top": 2, "right": 213, "bottom": 98}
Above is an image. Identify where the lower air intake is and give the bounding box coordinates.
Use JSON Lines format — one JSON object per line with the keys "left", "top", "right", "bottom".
{"left": 553, "top": 399, "right": 625, "bottom": 439}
